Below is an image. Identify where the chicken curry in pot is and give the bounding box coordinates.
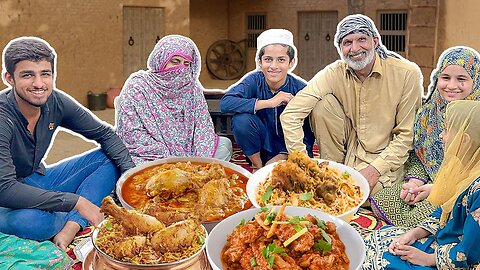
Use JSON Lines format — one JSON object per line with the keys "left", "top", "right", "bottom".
{"left": 121, "top": 161, "right": 251, "bottom": 223}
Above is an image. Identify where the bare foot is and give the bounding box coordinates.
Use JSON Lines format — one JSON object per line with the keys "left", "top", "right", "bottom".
{"left": 265, "top": 153, "right": 288, "bottom": 165}
{"left": 53, "top": 221, "right": 81, "bottom": 250}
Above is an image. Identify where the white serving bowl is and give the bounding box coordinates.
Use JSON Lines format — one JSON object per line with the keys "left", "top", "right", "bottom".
{"left": 246, "top": 159, "right": 369, "bottom": 221}
{"left": 206, "top": 206, "right": 366, "bottom": 270}
{"left": 116, "top": 157, "right": 252, "bottom": 232}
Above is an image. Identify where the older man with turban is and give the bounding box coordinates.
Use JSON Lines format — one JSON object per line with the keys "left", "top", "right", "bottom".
{"left": 281, "top": 14, "right": 423, "bottom": 195}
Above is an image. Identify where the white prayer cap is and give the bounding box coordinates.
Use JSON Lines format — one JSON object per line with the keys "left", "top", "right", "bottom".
{"left": 255, "top": 29, "right": 298, "bottom": 72}
{"left": 256, "top": 29, "right": 295, "bottom": 52}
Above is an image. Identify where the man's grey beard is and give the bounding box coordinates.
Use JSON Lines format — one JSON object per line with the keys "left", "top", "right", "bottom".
{"left": 342, "top": 48, "right": 375, "bottom": 70}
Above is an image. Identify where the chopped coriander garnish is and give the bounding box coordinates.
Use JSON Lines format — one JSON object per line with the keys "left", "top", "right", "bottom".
{"left": 259, "top": 207, "right": 269, "bottom": 213}
{"left": 197, "top": 235, "right": 205, "bottom": 245}
{"left": 261, "top": 186, "right": 274, "bottom": 201}
{"left": 261, "top": 246, "right": 268, "bottom": 258}
{"left": 250, "top": 257, "right": 257, "bottom": 267}
{"left": 236, "top": 219, "right": 246, "bottom": 228}
{"left": 321, "top": 229, "right": 332, "bottom": 244}
{"left": 315, "top": 218, "right": 327, "bottom": 229}
{"left": 104, "top": 220, "right": 113, "bottom": 230}
{"left": 294, "top": 225, "right": 303, "bottom": 232}
{"left": 313, "top": 225, "right": 332, "bottom": 254}
{"left": 313, "top": 239, "right": 332, "bottom": 254}
{"left": 299, "top": 192, "right": 313, "bottom": 201}
{"left": 288, "top": 216, "right": 306, "bottom": 224}
{"left": 264, "top": 212, "right": 276, "bottom": 225}
{"left": 342, "top": 171, "right": 351, "bottom": 178}
{"left": 267, "top": 255, "right": 275, "bottom": 267}
{"left": 262, "top": 243, "right": 287, "bottom": 267}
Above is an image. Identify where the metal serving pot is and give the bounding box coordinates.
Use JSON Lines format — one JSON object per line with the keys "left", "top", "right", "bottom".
{"left": 90, "top": 223, "right": 209, "bottom": 269}
{"left": 115, "top": 157, "right": 253, "bottom": 233}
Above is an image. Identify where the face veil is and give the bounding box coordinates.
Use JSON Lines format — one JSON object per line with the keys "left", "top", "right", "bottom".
{"left": 118, "top": 35, "right": 218, "bottom": 159}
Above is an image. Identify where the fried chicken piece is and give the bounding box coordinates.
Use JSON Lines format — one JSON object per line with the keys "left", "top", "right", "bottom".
{"left": 270, "top": 161, "right": 296, "bottom": 190}
{"left": 223, "top": 242, "right": 248, "bottom": 264}
{"left": 275, "top": 151, "right": 341, "bottom": 205}
{"left": 223, "top": 222, "right": 264, "bottom": 263}
{"left": 150, "top": 219, "right": 200, "bottom": 253}
{"left": 298, "top": 253, "right": 337, "bottom": 269}
{"left": 100, "top": 196, "right": 165, "bottom": 234}
{"left": 112, "top": 235, "right": 146, "bottom": 258}
{"left": 250, "top": 242, "right": 271, "bottom": 269}
{"left": 273, "top": 253, "right": 302, "bottom": 270}
{"left": 287, "top": 151, "right": 322, "bottom": 175}
{"left": 195, "top": 177, "right": 231, "bottom": 220}
{"left": 270, "top": 161, "right": 315, "bottom": 191}
{"left": 145, "top": 168, "right": 192, "bottom": 199}
{"left": 314, "top": 181, "right": 339, "bottom": 204}
{"left": 275, "top": 223, "right": 314, "bottom": 253}
{"left": 322, "top": 221, "right": 337, "bottom": 234}
{"left": 198, "top": 178, "right": 230, "bottom": 208}
{"left": 238, "top": 248, "right": 255, "bottom": 270}
{"left": 142, "top": 204, "right": 197, "bottom": 226}
{"left": 190, "top": 162, "right": 228, "bottom": 187}
{"left": 304, "top": 213, "right": 318, "bottom": 225}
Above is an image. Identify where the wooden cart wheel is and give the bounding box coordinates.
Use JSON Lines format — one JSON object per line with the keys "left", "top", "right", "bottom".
{"left": 206, "top": 40, "right": 246, "bottom": 80}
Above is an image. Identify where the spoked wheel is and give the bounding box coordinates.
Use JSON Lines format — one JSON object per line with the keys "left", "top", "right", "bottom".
{"left": 206, "top": 40, "right": 246, "bottom": 80}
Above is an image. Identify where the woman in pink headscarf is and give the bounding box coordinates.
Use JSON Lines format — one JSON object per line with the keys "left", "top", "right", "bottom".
{"left": 116, "top": 35, "right": 232, "bottom": 165}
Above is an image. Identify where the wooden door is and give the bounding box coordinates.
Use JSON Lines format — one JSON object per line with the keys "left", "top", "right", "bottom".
{"left": 298, "top": 11, "right": 338, "bottom": 81}
{"left": 123, "top": 7, "right": 164, "bottom": 79}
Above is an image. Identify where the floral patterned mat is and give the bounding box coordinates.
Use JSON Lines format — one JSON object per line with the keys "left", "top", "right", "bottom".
{"left": 66, "top": 227, "right": 93, "bottom": 270}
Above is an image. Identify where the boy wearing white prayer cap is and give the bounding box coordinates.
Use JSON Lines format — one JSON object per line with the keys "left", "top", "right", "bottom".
{"left": 220, "top": 29, "right": 315, "bottom": 171}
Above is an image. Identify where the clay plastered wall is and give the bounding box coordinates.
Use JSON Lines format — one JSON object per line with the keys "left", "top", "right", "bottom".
{"left": 436, "top": 0, "right": 480, "bottom": 59}
{"left": 0, "top": 0, "right": 189, "bottom": 105}
{"left": 190, "top": 0, "right": 230, "bottom": 87}
{"left": 362, "top": 0, "right": 409, "bottom": 18}
{"left": 226, "top": 0, "right": 408, "bottom": 72}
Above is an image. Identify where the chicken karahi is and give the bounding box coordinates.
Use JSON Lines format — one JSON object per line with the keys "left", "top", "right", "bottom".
{"left": 95, "top": 197, "right": 205, "bottom": 264}
{"left": 256, "top": 151, "right": 362, "bottom": 216}
{"left": 121, "top": 161, "right": 250, "bottom": 223}
{"left": 222, "top": 205, "right": 349, "bottom": 269}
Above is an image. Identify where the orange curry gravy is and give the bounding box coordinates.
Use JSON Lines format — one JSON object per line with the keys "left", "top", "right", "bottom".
{"left": 121, "top": 162, "right": 252, "bottom": 222}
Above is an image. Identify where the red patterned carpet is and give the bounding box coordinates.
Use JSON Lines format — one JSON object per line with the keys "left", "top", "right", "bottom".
{"left": 66, "top": 145, "right": 387, "bottom": 268}
{"left": 230, "top": 143, "right": 253, "bottom": 172}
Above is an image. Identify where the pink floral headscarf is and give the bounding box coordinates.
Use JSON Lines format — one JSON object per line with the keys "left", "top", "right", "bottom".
{"left": 116, "top": 35, "right": 218, "bottom": 164}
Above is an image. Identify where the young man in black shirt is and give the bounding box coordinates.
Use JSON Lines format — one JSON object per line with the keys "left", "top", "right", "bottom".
{"left": 0, "top": 37, "right": 135, "bottom": 249}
